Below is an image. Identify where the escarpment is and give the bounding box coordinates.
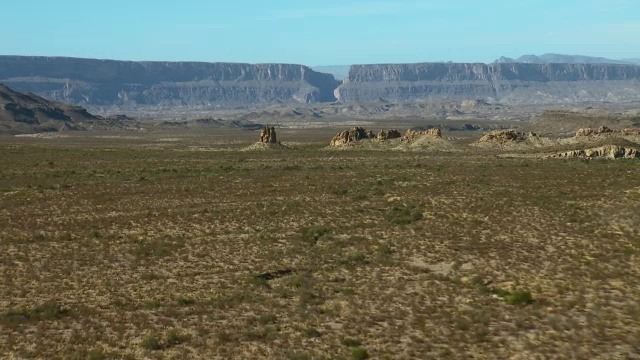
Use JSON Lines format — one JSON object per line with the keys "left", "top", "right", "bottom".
{"left": 5, "top": 56, "right": 640, "bottom": 110}
{"left": 335, "top": 63, "right": 640, "bottom": 104}
{"left": 0, "top": 56, "right": 338, "bottom": 110}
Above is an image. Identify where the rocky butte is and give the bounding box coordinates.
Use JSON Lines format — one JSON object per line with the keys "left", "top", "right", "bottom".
{"left": 335, "top": 62, "right": 640, "bottom": 104}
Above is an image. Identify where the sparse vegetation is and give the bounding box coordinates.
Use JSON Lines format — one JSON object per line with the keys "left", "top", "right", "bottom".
{"left": 1, "top": 130, "right": 639, "bottom": 359}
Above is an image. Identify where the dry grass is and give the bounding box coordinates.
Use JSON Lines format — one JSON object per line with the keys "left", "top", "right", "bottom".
{"left": 1, "top": 131, "right": 640, "bottom": 359}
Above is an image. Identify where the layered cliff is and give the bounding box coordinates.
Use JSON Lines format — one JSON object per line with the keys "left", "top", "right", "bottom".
{"left": 0, "top": 56, "right": 338, "bottom": 110}
{"left": 336, "top": 63, "right": 640, "bottom": 104}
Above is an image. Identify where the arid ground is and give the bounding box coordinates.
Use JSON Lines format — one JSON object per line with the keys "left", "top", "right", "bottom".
{"left": 1, "top": 129, "right": 639, "bottom": 359}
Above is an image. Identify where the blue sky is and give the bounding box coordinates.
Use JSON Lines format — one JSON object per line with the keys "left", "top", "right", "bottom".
{"left": 3, "top": 0, "right": 639, "bottom": 65}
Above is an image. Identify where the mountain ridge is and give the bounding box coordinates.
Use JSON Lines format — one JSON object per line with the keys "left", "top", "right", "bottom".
{"left": 495, "top": 53, "right": 639, "bottom": 65}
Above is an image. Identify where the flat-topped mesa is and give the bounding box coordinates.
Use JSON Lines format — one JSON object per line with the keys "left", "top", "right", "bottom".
{"left": 329, "top": 127, "right": 374, "bottom": 147}
{"left": 402, "top": 128, "right": 442, "bottom": 142}
{"left": 260, "top": 126, "right": 277, "bottom": 144}
{"left": 551, "top": 145, "right": 639, "bottom": 159}
{"left": 0, "top": 56, "right": 339, "bottom": 110}
{"left": 336, "top": 62, "right": 640, "bottom": 104}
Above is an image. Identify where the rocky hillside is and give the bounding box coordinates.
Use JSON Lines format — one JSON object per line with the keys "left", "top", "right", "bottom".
{"left": 1, "top": 83, "right": 97, "bottom": 132}
{"left": 0, "top": 56, "right": 338, "bottom": 111}
{"left": 0, "top": 83, "right": 134, "bottom": 133}
{"left": 336, "top": 62, "right": 640, "bottom": 104}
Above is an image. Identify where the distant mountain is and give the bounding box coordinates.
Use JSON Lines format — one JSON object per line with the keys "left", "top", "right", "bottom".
{"left": 312, "top": 65, "right": 351, "bottom": 80}
{"left": 495, "top": 54, "right": 636, "bottom": 65}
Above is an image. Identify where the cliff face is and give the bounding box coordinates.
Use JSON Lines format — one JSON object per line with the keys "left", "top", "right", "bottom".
{"left": 4, "top": 57, "right": 640, "bottom": 110}
{"left": 336, "top": 63, "right": 640, "bottom": 103}
{"left": 0, "top": 56, "right": 338, "bottom": 110}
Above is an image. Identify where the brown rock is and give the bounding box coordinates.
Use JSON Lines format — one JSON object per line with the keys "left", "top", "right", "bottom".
{"left": 260, "top": 126, "right": 277, "bottom": 143}
{"left": 402, "top": 128, "right": 442, "bottom": 142}
{"left": 376, "top": 129, "right": 402, "bottom": 140}
{"left": 621, "top": 128, "right": 640, "bottom": 136}
{"left": 478, "top": 130, "right": 528, "bottom": 143}
{"left": 329, "top": 127, "right": 374, "bottom": 147}
{"left": 575, "top": 126, "right": 613, "bottom": 137}
{"left": 551, "top": 145, "right": 639, "bottom": 159}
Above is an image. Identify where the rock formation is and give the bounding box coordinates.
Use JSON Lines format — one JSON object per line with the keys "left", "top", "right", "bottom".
{"left": 402, "top": 128, "right": 442, "bottom": 142}
{"left": 0, "top": 56, "right": 338, "bottom": 111}
{"left": 478, "top": 130, "right": 533, "bottom": 143}
{"left": 551, "top": 145, "right": 639, "bottom": 159}
{"left": 376, "top": 129, "right": 401, "bottom": 140}
{"left": 260, "top": 126, "right": 277, "bottom": 143}
{"left": 575, "top": 126, "right": 614, "bottom": 137}
{"left": 335, "top": 62, "right": 640, "bottom": 104}
{"left": 329, "top": 127, "right": 374, "bottom": 147}
{"left": 242, "top": 126, "right": 289, "bottom": 151}
{"left": 621, "top": 129, "right": 640, "bottom": 136}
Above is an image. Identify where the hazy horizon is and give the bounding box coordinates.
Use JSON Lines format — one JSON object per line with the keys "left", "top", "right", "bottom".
{"left": 3, "top": 0, "right": 640, "bottom": 66}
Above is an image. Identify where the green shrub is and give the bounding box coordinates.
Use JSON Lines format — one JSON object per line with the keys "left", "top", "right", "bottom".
{"left": 505, "top": 290, "right": 534, "bottom": 305}
{"left": 166, "top": 329, "right": 190, "bottom": 346}
{"left": 351, "top": 347, "right": 370, "bottom": 360}
{"left": 387, "top": 203, "right": 423, "bottom": 225}
{"left": 303, "top": 327, "right": 322, "bottom": 338}
{"left": 140, "top": 334, "right": 163, "bottom": 351}
{"left": 299, "top": 226, "right": 332, "bottom": 244}
{"left": 341, "top": 338, "right": 362, "bottom": 347}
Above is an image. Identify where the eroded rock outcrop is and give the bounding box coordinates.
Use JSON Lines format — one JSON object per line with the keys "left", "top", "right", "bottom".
{"left": 551, "top": 145, "right": 639, "bottom": 159}
{"left": 329, "top": 127, "right": 374, "bottom": 147}
{"left": 402, "top": 128, "right": 442, "bottom": 142}
{"left": 575, "top": 126, "right": 614, "bottom": 137}
{"left": 478, "top": 130, "right": 533, "bottom": 143}
{"left": 376, "top": 129, "right": 401, "bottom": 140}
{"left": 243, "top": 126, "right": 289, "bottom": 150}
{"left": 260, "top": 126, "right": 277, "bottom": 143}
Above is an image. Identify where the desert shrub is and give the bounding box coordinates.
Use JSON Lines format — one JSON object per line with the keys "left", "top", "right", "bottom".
{"left": 166, "top": 329, "right": 190, "bottom": 346}
{"left": 299, "top": 226, "right": 332, "bottom": 244}
{"left": 387, "top": 203, "right": 423, "bottom": 225}
{"left": 302, "top": 327, "right": 322, "bottom": 338}
{"left": 350, "top": 347, "right": 370, "bottom": 360}
{"left": 341, "top": 338, "right": 362, "bottom": 347}
{"left": 1, "top": 301, "right": 70, "bottom": 326}
{"left": 176, "top": 297, "right": 196, "bottom": 306}
{"left": 505, "top": 290, "right": 534, "bottom": 305}
{"left": 140, "top": 334, "right": 163, "bottom": 351}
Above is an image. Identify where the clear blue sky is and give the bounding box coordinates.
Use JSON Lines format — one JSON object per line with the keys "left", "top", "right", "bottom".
{"left": 3, "top": 0, "right": 639, "bottom": 65}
